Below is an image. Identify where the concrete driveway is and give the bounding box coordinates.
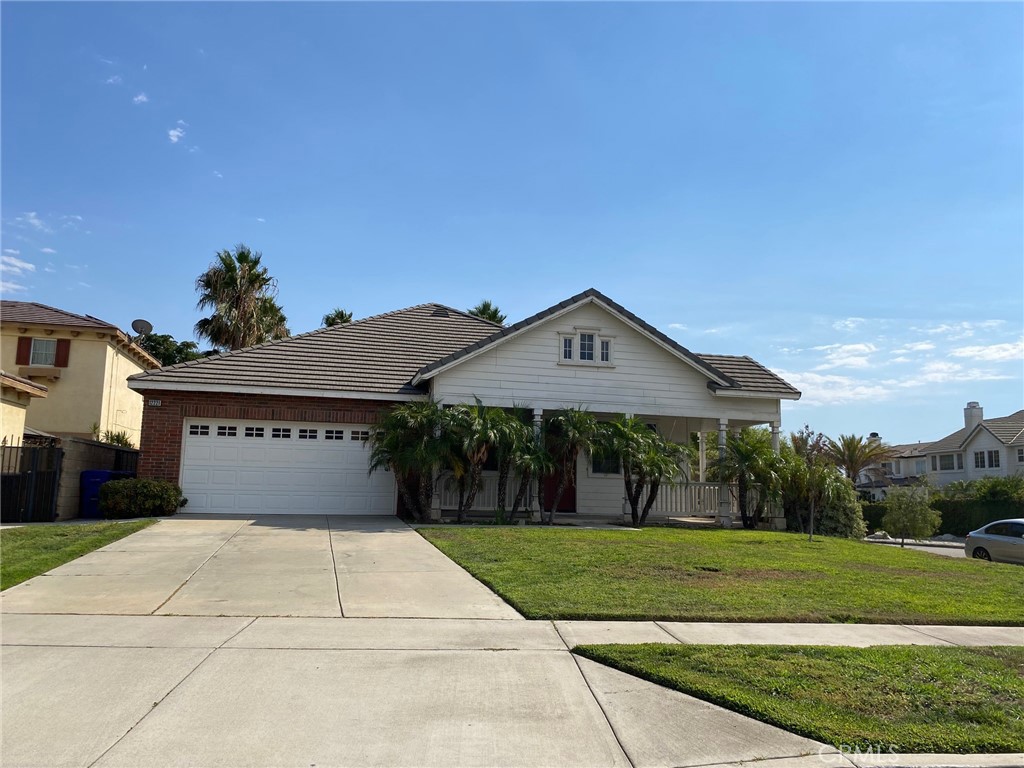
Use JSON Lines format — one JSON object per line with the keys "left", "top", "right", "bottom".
{"left": 0, "top": 515, "right": 849, "bottom": 768}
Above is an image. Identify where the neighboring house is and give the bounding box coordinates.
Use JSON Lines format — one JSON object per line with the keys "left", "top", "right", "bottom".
{"left": 129, "top": 289, "right": 800, "bottom": 518}
{"left": 856, "top": 438, "right": 932, "bottom": 501}
{"left": 921, "top": 402, "right": 1024, "bottom": 487}
{"left": 0, "top": 302, "right": 160, "bottom": 444}
{"left": 0, "top": 371, "right": 48, "bottom": 445}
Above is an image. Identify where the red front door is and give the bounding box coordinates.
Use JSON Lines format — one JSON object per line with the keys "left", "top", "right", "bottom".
{"left": 542, "top": 466, "right": 577, "bottom": 512}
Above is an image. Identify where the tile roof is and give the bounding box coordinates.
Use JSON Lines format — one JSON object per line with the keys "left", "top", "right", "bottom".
{"left": 1, "top": 301, "right": 118, "bottom": 330}
{"left": 0, "top": 370, "right": 48, "bottom": 397}
{"left": 129, "top": 303, "right": 501, "bottom": 396}
{"left": 695, "top": 354, "right": 801, "bottom": 398}
{"left": 926, "top": 410, "right": 1024, "bottom": 453}
{"left": 888, "top": 442, "right": 933, "bottom": 458}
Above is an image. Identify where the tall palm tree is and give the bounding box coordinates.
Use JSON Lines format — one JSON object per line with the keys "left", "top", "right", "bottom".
{"left": 490, "top": 407, "right": 533, "bottom": 515}
{"left": 825, "top": 434, "right": 892, "bottom": 483}
{"left": 322, "top": 308, "right": 353, "bottom": 327}
{"left": 467, "top": 300, "right": 506, "bottom": 325}
{"left": 544, "top": 408, "right": 598, "bottom": 524}
{"left": 194, "top": 244, "right": 289, "bottom": 351}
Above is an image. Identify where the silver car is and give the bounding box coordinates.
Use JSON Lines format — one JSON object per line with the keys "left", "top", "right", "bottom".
{"left": 965, "top": 518, "right": 1024, "bottom": 564}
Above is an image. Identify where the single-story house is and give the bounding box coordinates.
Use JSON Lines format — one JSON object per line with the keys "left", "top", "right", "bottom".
{"left": 129, "top": 289, "right": 800, "bottom": 519}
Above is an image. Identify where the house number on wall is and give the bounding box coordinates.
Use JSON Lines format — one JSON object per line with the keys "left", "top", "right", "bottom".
{"left": 148, "top": 399, "right": 162, "bottom": 406}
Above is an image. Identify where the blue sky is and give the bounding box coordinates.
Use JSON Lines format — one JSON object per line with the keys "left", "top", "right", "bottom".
{"left": 2, "top": 2, "right": 1021, "bottom": 444}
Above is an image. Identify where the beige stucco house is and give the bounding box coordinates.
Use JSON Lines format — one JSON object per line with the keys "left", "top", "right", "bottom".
{"left": 0, "top": 302, "right": 160, "bottom": 444}
{"left": 0, "top": 371, "right": 48, "bottom": 445}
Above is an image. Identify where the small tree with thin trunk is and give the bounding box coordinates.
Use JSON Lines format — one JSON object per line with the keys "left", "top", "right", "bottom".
{"left": 881, "top": 486, "right": 941, "bottom": 547}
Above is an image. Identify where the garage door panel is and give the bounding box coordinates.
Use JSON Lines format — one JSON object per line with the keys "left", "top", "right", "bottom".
{"left": 181, "top": 419, "right": 394, "bottom": 516}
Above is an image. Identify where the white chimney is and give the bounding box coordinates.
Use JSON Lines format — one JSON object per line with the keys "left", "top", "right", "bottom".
{"left": 964, "top": 401, "right": 983, "bottom": 431}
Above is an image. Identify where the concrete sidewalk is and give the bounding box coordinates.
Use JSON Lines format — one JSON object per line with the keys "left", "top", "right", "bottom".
{"left": 1, "top": 516, "right": 1020, "bottom": 767}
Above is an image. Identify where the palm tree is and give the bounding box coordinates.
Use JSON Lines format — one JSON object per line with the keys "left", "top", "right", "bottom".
{"left": 825, "top": 434, "right": 892, "bottom": 483}
{"left": 194, "top": 244, "right": 289, "bottom": 350}
{"left": 490, "top": 407, "right": 533, "bottom": 517}
{"left": 544, "top": 408, "right": 598, "bottom": 524}
{"left": 322, "top": 308, "right": 353, "bottom": 327}
{"left": 368, "top": 400, "right": 448, "bottom": 521}
{"left": 444, "top": 399, "right": 502, "bottom": 522}
{"left": 509, "top": 439, "right": 554, "bottom": 519}
{"left": 467, "top": 300, "right": 506, "bottom": 325}
{"left": 715, "top": 428, "right": 780, "bottom": 529}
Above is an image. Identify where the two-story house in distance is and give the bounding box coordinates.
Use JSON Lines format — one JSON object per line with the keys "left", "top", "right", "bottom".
{"left": 0, "top": 301, "right": 160, "bottom": 445}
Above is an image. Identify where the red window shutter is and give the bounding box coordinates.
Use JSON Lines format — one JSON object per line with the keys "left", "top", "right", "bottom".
{"left": 16, "top": 337, "right": 32, "bottom": 365}
{"left": 55, "top": 338, "right": 71, "bottom": 368}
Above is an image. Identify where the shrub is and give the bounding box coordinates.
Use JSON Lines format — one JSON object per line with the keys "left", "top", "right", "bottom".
{"left": 100, "top": 478, "right": 183, "bottom": 519}
{"left": 101, "top": 430, "right": 135, "bottom": 448}
{"left": 932, "top": 499, "right": 1023, "bottom": 537}
{"left": 818, "top": 484, "right": 868, "bottom": 539}
{"left": 861, "top": 502, "right": 886, "bottom": 533}
{"left": 882, "top": 486, "right": 941, "bottom": 546}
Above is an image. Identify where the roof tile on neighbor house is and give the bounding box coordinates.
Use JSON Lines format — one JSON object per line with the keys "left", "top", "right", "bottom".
{"left": 0, "top": 370, "right": 48, "bottom": 397}
{"left": 128, "top": 304, "right": 501, "bottom": 396}
{"left": 926, "top": 410, "right": 1024, "bottom": 453}
{"left": 694, "top": 354, "right": 801, "bottom": 398}
{"left": 888, "top": 442, "right": 933, "bottom": 458}
{"left": 0, "top": 301, "right": 118, "bottom": 330}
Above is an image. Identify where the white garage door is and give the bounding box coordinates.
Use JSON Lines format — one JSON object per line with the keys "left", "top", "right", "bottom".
{"left": 180, "top": 418, "right": 395, "bottom": 515}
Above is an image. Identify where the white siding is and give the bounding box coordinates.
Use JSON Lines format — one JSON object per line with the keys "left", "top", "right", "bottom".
{"left": 430, "top": 303, "right": 780, "bottom": 425}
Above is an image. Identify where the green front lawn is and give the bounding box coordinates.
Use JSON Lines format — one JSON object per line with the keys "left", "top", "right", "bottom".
{"left": 420, "top": 527, "right": 1024, "bottom": 624}
{"left": 1, "top": 520, "right": 156, "bottom": 590}
{"left": 575, "top": 644, "right": 1024, "bottom": 754}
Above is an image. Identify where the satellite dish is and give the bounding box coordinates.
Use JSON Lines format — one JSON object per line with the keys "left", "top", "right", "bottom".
{"left": 131, "top": 318, "right": 153, "bottom": 336}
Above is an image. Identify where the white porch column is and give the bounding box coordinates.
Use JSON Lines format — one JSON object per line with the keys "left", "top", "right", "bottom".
{"left": 717, "top": 419, "right": 732, "bottom": 527}
{"left": 698, "top": 432, "right": 706, "bottom": 483}
{"left": 529, "top": 409, "right": 543, "bottom": 520}
{"left": 771, "top": 422, "right": 781, "bottom": 453}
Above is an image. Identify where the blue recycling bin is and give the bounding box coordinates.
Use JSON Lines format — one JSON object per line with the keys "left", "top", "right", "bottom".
{"left": 80, "top": 470, "right": 115, "bottom": 519}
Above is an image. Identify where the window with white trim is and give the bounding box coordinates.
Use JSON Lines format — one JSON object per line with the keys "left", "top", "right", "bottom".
{"left": 189, "top": 424, "right": 210, "bottom": 436}
{"left": 975, "top": 451, "right": 986, "bottom": 469}
{"left": 559, "top": 330, "right": 614, "bottom": 366}
{"left": 244, "top": 426, "right": 265, "bottom": 438}
{"left": 350, "top": 430, "right": 370, "bottom": 441}
{"left": 298, "top": 428, "right": 317, "bottom": 440}
{"left": 325, "top": 429, "right": 344, "bottom": 440}
{"left": 987, "top": 450, "right": 1000, "bottom": 468}
{"left": 30, "top": 338, "right": 57, "bottom": 366}
{"left": 1017, "top": 448, "right": 1023, "bottom": 463}
{"left": 915, "top": 459, "right": 926, "bottom": 475}
{"left": 271, "top": 427, "right": 291, "bottom": 439}
{"left": 216, "top": 425, "right": 237, "bottom": 437}
{"left": 938, "top": 454, "right": 956, "bottom": 471}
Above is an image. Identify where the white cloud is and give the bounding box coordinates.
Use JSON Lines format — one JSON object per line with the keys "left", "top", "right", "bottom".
{"left": 891, "top": 356, "right": 912, "bottom": 364}
{"left": 168, "top": 127, "right": 185, "bottom": 144}
{"left": 256, "top": 217, "right": 266, "bottom": 223}
{"left": 773, "top": 369, "right": 890, "bottom": 406}
{"left": 893, "top": 341, "right": 935, "bottom": 353}
{"left": 188, "top": 146, "right": 199, "bottom": 153}
{"left": 949, "top": 339, "right": 1024, "bottom": 363}
{"left": 832, "top": 317, "right": 866, "bottom": 332}
{"left": 2, "top": 248, "right": 19, "bottom": 255}
{"left": 667, "top": 323, "right": 687, "bottom": 331}
{"left": 78, "top": 282, "right": 92, "bottom": 288}
{"left": 40, "top": 247, "right": 57, "bottom": 254}
{"left": 44, "top": 265, "right": 57, "bottom": 273}
{"left": 913, "top": 320, "right": 1004, "bottom": 341}
{"left": 812, "top": 342, "right": 878, "bottom": 370}
{"left": 177, "top": 119, "right": 188, "bottom": 127}
{"left": 99, "top": 57, "right": 115, "bottom": 65}
{"left": 13, "top": 211, "right": 50, "bottom": 232}
{"left": 1, "top": 255, "right": 36, "bottom": 276}
{"left": 213, "top": 171, "right": 223, "bottom": 178}
{"left": 889, "top": 361, "right": 1011, "bottom": 388}
{"left": 0, "top": 280, "right": 27, "bottom": 294}
{"left": 105, "top": 75, "right": 122, "bottom": 85}
{"left": 133, "top": 92, "right": 148, "bottom": 104}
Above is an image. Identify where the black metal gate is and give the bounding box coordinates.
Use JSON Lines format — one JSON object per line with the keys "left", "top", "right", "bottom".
{"left": 1, "top": 444, "right": 63, "bottom": 523}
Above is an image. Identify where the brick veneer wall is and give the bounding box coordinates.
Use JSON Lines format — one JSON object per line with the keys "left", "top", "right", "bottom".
{"left": 136, "top": 389, "right": 393, "bottom": 483}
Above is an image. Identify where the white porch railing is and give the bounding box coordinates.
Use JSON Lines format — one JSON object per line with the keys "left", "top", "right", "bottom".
{"left": 645, "top": 481, "right": 730, "bottom": 517}
{"left": 438, "top": 473, "right": 518, "bottom": 512}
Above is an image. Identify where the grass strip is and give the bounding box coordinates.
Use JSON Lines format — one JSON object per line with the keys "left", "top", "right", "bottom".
{"left": 1, "top": 520, "right": 156, "bottom": 590}
{"left": 574, "top": 643, "right": 1024, "bottom": 754}
{"left": 421, "top": 527, "right": 1024, "bottom": 625}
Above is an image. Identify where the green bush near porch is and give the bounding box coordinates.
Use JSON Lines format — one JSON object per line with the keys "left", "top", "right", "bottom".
{"left": 420, "top": 527, "right": 1024, "bottom": 625}
{"left": 574, "top": 644, "right": 1024, "bottom": 754}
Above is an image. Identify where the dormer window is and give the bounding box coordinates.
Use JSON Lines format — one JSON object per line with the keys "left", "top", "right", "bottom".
{"left": 558, "top": 329, "right": 614, "bottom": 367}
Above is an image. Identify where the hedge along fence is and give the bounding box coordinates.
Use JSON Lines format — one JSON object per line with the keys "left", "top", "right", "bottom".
{"left": 99, "top": 478, "right": 184, "bottom": 519}
{"left": 864, "top": 499, "right": 1022, "bottom": 537}
{"left": 932, "top": 499, "right": 1023, "bottom": 537}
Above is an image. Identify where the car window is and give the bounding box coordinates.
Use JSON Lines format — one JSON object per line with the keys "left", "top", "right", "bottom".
{"left": 984, "top": 524, "right": 1010, "bottom": 536}
{"left": 1007, "top": 523, "right": 1024, "bottom": 539}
